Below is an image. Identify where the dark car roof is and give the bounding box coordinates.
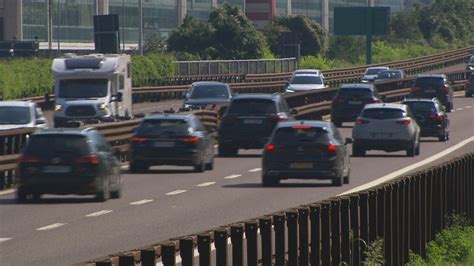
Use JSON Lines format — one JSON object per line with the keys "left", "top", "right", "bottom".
{"left": 33, "top": 127, "right": 94, "bottom": 136}
{"left": 233, "top": 94, "right": 280, "bottom": 100}
{"left": 277, "top": 120, "right": 332, "bottom": 129}
{"left": 191, "top": 81, "right": 229, "bottom": 86}
{"left": 340, "top": 83, "right": 375, "bottom": 89}
{"left": 415, "top": 74, "right": 446, "bottom": 78}
{"left": 144, "top": 113, "right": 195, "bottom": 120}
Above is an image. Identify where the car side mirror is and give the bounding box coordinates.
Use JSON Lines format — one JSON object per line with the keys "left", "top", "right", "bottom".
{"left": 36, "top": 118, "right": 46, "bottom": 125}
{"left": 345, "top": 138, "right": 353, "bottom": 145}
{"left": 290, "top": 109, "right": 298, "bottom": 115}
{"left": 112, "top": 92, "right": 123, "bottom": 102}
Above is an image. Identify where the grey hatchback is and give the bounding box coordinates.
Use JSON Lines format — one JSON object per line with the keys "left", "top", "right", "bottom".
{"left": 262, "top": 121, "right": 352, "bottom": 187}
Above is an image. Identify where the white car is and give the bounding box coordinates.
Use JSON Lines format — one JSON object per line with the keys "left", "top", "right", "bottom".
{"left": 361, "top": 66, "right": 389, "bottom": 83}
{"left": 0, "top": 101, "right": 48, "bottom": 131}
{"left": 352, "top": 103, "right": 420, "bottom": 157}
{"left": 285, "top": 73, "right": 326, "bottom": 93}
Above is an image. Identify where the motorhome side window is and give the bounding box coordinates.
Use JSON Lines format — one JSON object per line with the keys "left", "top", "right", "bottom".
{"left": 58, "top": 79, "right": 108, "bottom": 98}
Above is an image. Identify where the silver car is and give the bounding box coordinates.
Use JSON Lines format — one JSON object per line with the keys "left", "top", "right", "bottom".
{"left": 352, "top": 103, "right": 421, "bottom": 157}
{"left": 361, "top": 66, "right": 390, "bottom": 83}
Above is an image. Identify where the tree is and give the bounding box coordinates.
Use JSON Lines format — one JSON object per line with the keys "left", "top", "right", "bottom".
{"left": 326, "top": 36, "right": 365, "bottom": 64}
{"left": 143, "top": 32, "right": 167, "bottom": 54}
{"left": 167, "top": 16, "right": 214, "bottom": 59}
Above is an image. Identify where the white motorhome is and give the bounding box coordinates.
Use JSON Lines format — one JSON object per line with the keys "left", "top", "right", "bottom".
{"left": 52, "top": 53, "right": 133, "bottom": 127}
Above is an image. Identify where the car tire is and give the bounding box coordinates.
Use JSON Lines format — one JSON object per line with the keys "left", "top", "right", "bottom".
{"left": 352, "top": 142, "right": 365, "bottom": 157}
{"left": 438, "top": 131, "right": 448, "bottom": 142}
{"left": 205, "top": 156, "right": 214, "bottom": 170}
{"left": 96, "top": 179, "right": 110, "bottom": 202}
{"left": 262, "top": 175, "right": 279, "bottom": 187}
{"left": 407, "top": 139, "right": 416, "bottom": 157}
{"left": 110, "top": 174, "right": 122, "bottom": 199}
{"left": 218, "top": 145, "right": 238, "bottom": 157}
{"left": 332, "top": 176, "right": 343, "bottom": 186}
{"left": 194, "top": 160, "right": 206, "bottom": 173}
{"left": 32, "top": 193, "right": 42, "bottom": 202}
{"left": 16, "top": 187, "right": 28, "bottom": 203}
{"left": 130, "top": 162, "right": 147, "bottom": 173}
{"left": 343, "top": 167, "right": 351, "bottom": 184}
{"left": 415, "top": 141, "right": 420, "bottom": 156}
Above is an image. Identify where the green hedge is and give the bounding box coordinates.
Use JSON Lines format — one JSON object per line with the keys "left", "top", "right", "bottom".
{"left": 0, "top": 54, "right": 176, "bottom": 100}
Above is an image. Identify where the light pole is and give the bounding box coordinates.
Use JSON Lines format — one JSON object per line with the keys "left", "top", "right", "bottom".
{"left": 138, "top": 0, "right": 143, "bottom": 55}
{"left": 122, "top": 0, "right": 125, "bottom": 51}
{"left": 57, "top": 0, "right": 60, "bottom": 55}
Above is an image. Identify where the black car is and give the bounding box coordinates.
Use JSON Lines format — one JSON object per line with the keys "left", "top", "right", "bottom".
{"left": 16, "top": 128, "right": 122, "bottom": 202}
{"left": 262, "top": 121, "right": 352, "bottom": 187}
{"left": 182, "top": 81, "right": 233, "bottom": 110}
{"left": 374, "top": 69, "right": 405, "bottom": 82}
{"left": 466, "top": 55, "right": 474, "bottom": 71}
{"left": 331, "top": 83, "right": 383, "bottom": 127}
{"left": 402, "top": 98, "right": 449, "bottom": 141}
{"left": 129, "top": 114, "right": 214, "bottom": 173}
{"left": 218, "top": 94, "right": 295, "bottom": 156}
{"left": 409, "top": 74, "right": 454, "bottom": 112}
{"left": 465, "top": 73, "right": 474, "bottom": 97}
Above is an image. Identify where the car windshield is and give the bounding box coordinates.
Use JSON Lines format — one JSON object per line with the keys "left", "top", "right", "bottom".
{"left": 0, "top": 106, "right": 31, "bottom": 125}
{"left": 25, "top": 135, "right": 90, "bottom": 156}
{"left": 190, "top": 85, "right": 229, "bottom": 99}
{"left": 361, "top": 108, "right": 405, "bottom": 119}
{"left": 273, "top": 127, "right": 330, "bottom": 144}
{"left": 366, "top": 68, "right": 386, "bottom": 75}
{"left": 290, "top": 76, "right": 323, "bottom": 84}
{"left": 58, "top": 79, "right": 108, "bottom": 98}
{"left": 377, "top": 71, "right": 401, "bottom": 79}
{"left": 136, "top": 119, "right": 189, "bottom": 136}
{"left": 337, "top": 88, "right": 372, "bottom": 98}
{"left": 414, "top": 77, "right": 444, "bottom": 87}
{"left": 227, "top": 99, "right": 276, "bottom": 114}
{"left": 404, "top": 102, "right": 436, "bottom": 113}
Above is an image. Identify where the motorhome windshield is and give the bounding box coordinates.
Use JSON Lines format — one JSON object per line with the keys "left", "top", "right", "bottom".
{"left": 58, "top": 79, "right": 108, "bottom": 98}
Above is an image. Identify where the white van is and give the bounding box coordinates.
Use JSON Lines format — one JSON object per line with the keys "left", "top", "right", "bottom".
{"left": 52, "top": 54, "right": 133, "bottom": 127}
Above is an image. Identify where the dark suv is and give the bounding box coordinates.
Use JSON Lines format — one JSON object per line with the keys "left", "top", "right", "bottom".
{"left": 409, "top": 74, "right": 453, "bottom": 111}
{"left": 182, "top": 81, "right": 233, "bottom": 110}
{"left": 331, "top": 83, "right": 383, "bottom": 127}
{"left": 402, "top": 98, "right": 449, "bottom": 141}
{"left": 16, "top": 128, "right": 122, "bottom": 202}
{"left": 218, "top": 94, "right": 294, "bottom": 156}
{"left": 262, "top": 121, "right": 352, "bottom": 187}
{"left": 129, "top": 114, "right": 214, "bottom": 173}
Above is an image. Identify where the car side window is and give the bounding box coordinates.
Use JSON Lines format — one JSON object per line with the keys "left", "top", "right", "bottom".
{"left": 35, "top": 107, "right": 44, "bottom": 119}
{"left": 278, "top": 99, "right": 290, "bottom": 113}
{"left": 89, "top": 131, "right": 111, "bottom": 152}
{"left": 331, "top": 124, "right": 343, "bottom": 144}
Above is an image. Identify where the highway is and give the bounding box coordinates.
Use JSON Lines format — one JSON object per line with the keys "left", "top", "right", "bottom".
{"left": 0, "top": 95, "right": 472, "bottom": 265}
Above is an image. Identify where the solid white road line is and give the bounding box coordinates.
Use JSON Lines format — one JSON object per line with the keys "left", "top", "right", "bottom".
{"left": 248, "top": 168, "right": 261, "bottom": 172}
{"left": 456, "top": 108, "right": 464, "bottom": 111}
{"left": 0, "top": 238, "right": 12, "bottom": 243}
{"left": 130, "top": 199, "right": 154, "bottom": 205}
{"left": 339, "top": 136, "right": 474, "bottom": 196}
{"left": 165, "top": 190, "right": 187, "bottom": 196}
{"left": 0, "top": 189, "right": 15, "bottom": 196}
{"left": 224, "top": 174, "right": 242, "bottom": 179}
{"left": 86, "top": 210, "right": 113, "bottom": 217}
{"left": 36, "top": 223, "right": 66, "bottom": 231}
{"left": 196, "top": 182, "right": 216, "bottom": 187}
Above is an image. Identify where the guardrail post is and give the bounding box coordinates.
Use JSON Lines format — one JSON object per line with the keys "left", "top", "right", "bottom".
{"left": 287, "top": 210, "right": 298, "bottom": 266}
{"left": 340, "top": 197, "right": 351, "bottom": 265}
{"left": 420, "top": 173, "right": 427, "bottom": 257}
{"left": 309, "top": 204, "right": 321, "bottom": 266}
{"left": 245, "top": 221, "right": 258, "bottom": 266}
{"left": 259, "top": 217, "right": 272, "bottom": 266}
{"left": 298, "top": 207, "right": 309, "bottom": 266}
{"left": 377, "top": 187, "right": 386, "bottom": 239}
{"left": 426, "top": 170, "right": 434, "bottom": 243}
{"left": 231, "top": 224, "right": 244, "bottom": 266}
{"left": 400, "top": 179, "right": 409, "bottom": 264}
{"left": 198, "top": 233, "right": 211, "bottom": 266}
{"left": 384, "top": 184, "right": 393, "bottom": 265}
{"left": 118, "top": 253, "right": 135, "bottom": 266}
{"left": 330, "top": 201, "right": 341, "bottom": 265}
{"left": 321, "top": 202, "right": 331, "bottom": 266}
{"left": 359, "top": 192, "right": 369, "bottom": 263}
{"left": 350, "top": 195, "right": 360, "bottom": 266}
{"left": 410, "top": 175, "right": 421, "bottom": 255}
{"left": 392, "top": 183, "right": 400, "bottom": 266}
{"left": 274, "top": 213, "right": 286, "bottom": 266}
{"left": 162, "top": 242, "right": 176, "bottom": 266}
{"left": 140, "top": 248, "right": 156, "bottom": 266}
{"left": 368, "top": 190, "right": 378, "bottom": 242}
{"left": 215, "top": 228, "right": 228, "bottom": 266}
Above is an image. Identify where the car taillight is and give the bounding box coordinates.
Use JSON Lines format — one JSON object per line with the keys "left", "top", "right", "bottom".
{"left": 396, "top": 118, "right": 411, "bottom": 125}
{"left": 180, "top": 137, "right": 200, "bottom": 143}
{"left": 411, "top": 86, "right": 421, "bottom": 93}
{"left": 366, "top": 98, "right": 380, "bottom": 103}
{"left": 328, "top": 144, "right": 337, "bottom": 152}
{"left": 430, "top": 114, "right": 443, "bottom": 122}
{"left": 271, "top": 114, "right": 285, "bottom": 121}
{"left": 131, "top": 137, "right": 148, "bottom": 143}
{"left": 18, "top": 155, "right": 39, "bottom": 163}
{"left": 356, "top": 118, "right": 370, "bottom": 124}
{"left": 76, "top": 154, "right": 99, "bottom": 165}
{"left": 265, "top": 144, "right": 275, "bottom": 151}
{"left": 439, "top": 86, "right": 449, "bottom": 94}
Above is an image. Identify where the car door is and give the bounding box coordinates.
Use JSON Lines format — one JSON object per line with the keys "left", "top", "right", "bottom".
{"left": 331, "top": 124, "right": 349, "bottom": 174}
{"left": 89, "top": 131, "right": 114, "bottom": 183}
{"left": 193, "top": 117, "right": 212, "bottom": 162}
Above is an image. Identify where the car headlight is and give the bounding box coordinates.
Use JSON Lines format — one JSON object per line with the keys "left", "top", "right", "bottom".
{"left": 183, "top": 104, "right": 193, "bottom": 109}
{"left": 99, "top": 103, "right": 108, "bottom": 110}
{"left": 54, "top": 104, "right": 62, "bottom": 111}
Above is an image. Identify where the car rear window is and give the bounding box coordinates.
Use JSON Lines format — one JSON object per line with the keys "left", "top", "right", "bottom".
{"left": 361, "top": 108, "right": 405, "bottom": 119}
{"left": 377, "top": 71, "right": 401, "bottom": 79}
{"left": 227, "top": 99, "right": 277, "bottom": 114}
{"left": 190, "top": 85, "right": 229, "bottom": 99}
{"left": 337, "top": 88, "right": 372, "bottom": 98}
{"left": 272, "top": 126, "right": 330, "bottom": 144}
{"left": 136, "top": 119, "right": 190, "bottom": 136}
{"left": 290, "top": 75, "right": 323, "bottom": 84}
{"left": 414, "top": 77, "right": 444, "bottom": 87}
{"left": 24, "top": 135, "right": 90, "bottom": 156}
{"left": 404, "top": 102, "right": 436, "bottom": 113}
{"left": 366, "top": 68, "right": 385, "bottom": 75}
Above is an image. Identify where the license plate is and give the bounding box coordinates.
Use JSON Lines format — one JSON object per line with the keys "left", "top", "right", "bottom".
{"left": 154, "top": 141, "right": 175, "bottom": 148}
{"left": 425, "top": 89, "right": 435, "bottom": 93}
{"left": 371, "top": 132, "right": 392, "bottom": 138}
{"left": 348, "top": 101, "right": 362, "bottom": 104}
{"left": 243, "top": 119, "right": 262, "bottom": 125}
{"left": 290, "top": 162, "right": 313, "bottom": 169}
{"left": 43, "top": 166, "right": 71, "bottom": 173}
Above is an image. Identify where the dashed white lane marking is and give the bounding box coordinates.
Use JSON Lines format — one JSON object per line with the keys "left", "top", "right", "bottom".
{"left": 224, "top": 174, "right": 242, "bottom": 179}
{"left": 0, "top": 189, "right": 15, "bottom": 196}
{"left": 466, "top": 106, "right": 472, "bottom": 108}
{"left": 456, "top": 108, "right": 463, "bottom": 111}
{"left": 86, "top": 210, "right": 113, "bottom": 217}
{"left": 166, "top": 190, "right": 187, "bottom": 196}
{"left": 248, "top": 168, "right": 261, "bottom": 172}
{"left": 130, "top": 199, "right": 154, "bottom": 205}
{"left": 0, "top": 238, "right": 12, "bottom": 243}
{"left": 36, "top": 223, "right": 66, "bottom": 231}
{"left": 340, "top": 136, "right": 474, "bottom": 196}
{"left": 196, "top": 182, "right": 216, "bottom": 187}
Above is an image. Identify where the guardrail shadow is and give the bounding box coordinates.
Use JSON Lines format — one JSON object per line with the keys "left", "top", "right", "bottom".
{"left": 0, "top": 196, "right": 98, "bottom": 205}
{"left": 222, "top": 182, "right": 335, "bottom": 188}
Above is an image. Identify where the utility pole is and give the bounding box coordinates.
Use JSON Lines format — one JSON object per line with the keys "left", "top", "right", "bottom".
{"left": 57, "top": 0, "right": 60, "bottom": 56}
{"left": 138, "top": 0, "right": 143, "bottom": 55}
{"left": 47, "top": 0, "right": 52, "bottom": 53}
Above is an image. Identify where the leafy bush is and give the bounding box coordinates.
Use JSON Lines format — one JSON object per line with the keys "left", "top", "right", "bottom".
{"left": 131, "top": 54, "right": 175, "bottom": 87}
{"left": 363, "top": 238, "right": 385, "bottom": 265}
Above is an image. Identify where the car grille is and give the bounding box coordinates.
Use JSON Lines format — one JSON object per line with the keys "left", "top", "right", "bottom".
{"left": 65, "top": 105, "right": 96, "bottom": 117}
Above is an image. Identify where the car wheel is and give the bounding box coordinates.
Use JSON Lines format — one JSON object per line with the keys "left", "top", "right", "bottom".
{"left": 110, "top": 174, "right": 122, "bottom": 199}
{"left": 96, "top": 179, "right": 110, "bottom": 202}
{"left": 205, "top": 156, "right": 214, "bottom": 170}
{"left": 16, "top": 187, "right": 28, "bottom": 203}
{"left": 130, "top": 162, "right": 147, "bottom": 173}
{"left": 194, "top": 160, "right": 206, "bottom": 173}
{"left": 218, "top": 145, "right": 237, "bottom": 157}
{"left": 262, "top": 175, "right": 279, "bottom": 187}
{"left": 352, "top": 142, "right": 365, "bottom": 157}
{"left": 32, "top": 193, "right": 42, "bottom": 202}
{"left": 406, "top": 139, "right": 416, "bottom": 157}
{"left": 415, "top": 140, "right": 421, "bottom": 155}
{"left": 438, "top": 131, "right": 448, "bottom": 142}
{"left": 343, "top": 167, "right": 351, "bottom": 184}
{"left": 332, "top": 176, "right": 343, "bottom": 186}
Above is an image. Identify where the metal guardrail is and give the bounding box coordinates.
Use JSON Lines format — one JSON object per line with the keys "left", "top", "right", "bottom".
{"left": 78, "top": 153, "right": 474, "bottom": 265}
